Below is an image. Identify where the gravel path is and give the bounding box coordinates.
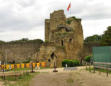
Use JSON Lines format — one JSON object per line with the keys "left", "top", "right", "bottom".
{"left": 30, "top": 72, "right": 80, "bottom": 86}
{"left": 30, "top": 67, "right": 111, "bottom": 86}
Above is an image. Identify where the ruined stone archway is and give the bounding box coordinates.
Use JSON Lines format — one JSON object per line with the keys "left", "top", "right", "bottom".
{"left": 49, "top": 52, "right": 57, "bottom": 67}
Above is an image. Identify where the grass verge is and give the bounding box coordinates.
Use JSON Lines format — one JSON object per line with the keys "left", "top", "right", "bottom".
{"left": 86, "top": 67, "right": 111, "bottom": 74}
{"left": 2, "top": 72, "right": 39, "bottom": 86}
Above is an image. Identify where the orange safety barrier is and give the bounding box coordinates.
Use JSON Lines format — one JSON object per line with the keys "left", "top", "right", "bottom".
{"left": 0, "top": 65, "right": 9, "bottom": 70}
{"left": 21, "top": 64, "right": 24, "bottom": 68}
{"left": 11, "top": 64, "right": 14, "bottom": 69}
{"left": 37, "top": 63, "right": 40, "bottom": 68}
{"left": 16, "top": 64, "right": 20, "bottom": 69}
{"left": 6, "top": 64, "right": 10, "bottom": 70}
{"left": 41, "top": 62, "right": 46, "bottom": 67}
{"left": 32, "top": 63, "right": 35, "bottom": 68}
{"left": 0, "top": 62, "right": 47, "bottom": 70}
{"left": 1, "top": 65, "right": 4, "bottom": 69}
{"left": 26, "top": 63, "right": 30, "bottom": 68}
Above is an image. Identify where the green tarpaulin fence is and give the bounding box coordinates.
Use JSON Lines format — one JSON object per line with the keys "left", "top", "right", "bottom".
{"left": 93, "top": 46, "right": 111, "bottom": 63}
{"left": 93, "top": 46, "right": 111, "bottom": 68}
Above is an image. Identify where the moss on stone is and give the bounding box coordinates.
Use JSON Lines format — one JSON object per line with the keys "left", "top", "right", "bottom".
{"left": 56, "top": 46, "right": 65, "bottom": 49}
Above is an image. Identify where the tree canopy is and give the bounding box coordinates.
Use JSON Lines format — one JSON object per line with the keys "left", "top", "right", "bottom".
{"left": 101, "top": 26, "right": 111, "bottom": 45}
{"left": 0, "top": 38, "right": 44, "bottom": 44}
{"left": 84, "top": 26, "right": 111, "bottom": 46}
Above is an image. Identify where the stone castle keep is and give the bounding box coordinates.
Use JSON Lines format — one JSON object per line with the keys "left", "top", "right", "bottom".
{"left": 38, "top": 10, "right": 84, "bottom": 67}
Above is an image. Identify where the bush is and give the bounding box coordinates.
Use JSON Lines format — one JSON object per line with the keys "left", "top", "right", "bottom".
{"left": 62, "top": 59, "right": 80, "bottom": 67}
{"left": 84, "top": 56, "right": 92, "bottom": 62}
{"left": 72, "top": 60, "right": 80, "bottom": 66}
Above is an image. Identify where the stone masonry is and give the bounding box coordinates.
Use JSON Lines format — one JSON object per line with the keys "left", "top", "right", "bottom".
{"left": 38, "top": 10, "right": 84, "bottom": 67}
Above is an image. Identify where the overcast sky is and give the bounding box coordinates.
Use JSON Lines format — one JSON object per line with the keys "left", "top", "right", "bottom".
{"left": 0, "top": 0, "right": 111, "bottom": 41}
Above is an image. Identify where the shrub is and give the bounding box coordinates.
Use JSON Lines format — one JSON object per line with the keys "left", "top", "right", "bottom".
{"left": 45, "top": 40, "right": 49, "bottom": 43}
{"left": 62, "top": 59, "right": 70, "bottom": 67}
{"left": 84, "top": 56, "right": 92, "bottom": 62}
{"left": 72, "top": 60, "right": 80, "bottom": 66}
{"left": 62, "top": 59, "right": 80, "bottom": 67}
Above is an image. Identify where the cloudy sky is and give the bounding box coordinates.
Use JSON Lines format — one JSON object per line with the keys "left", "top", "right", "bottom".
{"left": 0, "top": 0, "right": 111, "bottom": 41}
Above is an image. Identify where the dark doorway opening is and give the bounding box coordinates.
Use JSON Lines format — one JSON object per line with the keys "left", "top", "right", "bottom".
{"left": 51, "top": 52, "right": 55, "bottom": 60}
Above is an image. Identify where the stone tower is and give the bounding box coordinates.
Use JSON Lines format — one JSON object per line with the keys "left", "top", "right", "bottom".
{"left": 38, "top": 10, "right": 84, "bottom": 67}
{"left": 45, "top": 10, "right": 66, "bottom": 42}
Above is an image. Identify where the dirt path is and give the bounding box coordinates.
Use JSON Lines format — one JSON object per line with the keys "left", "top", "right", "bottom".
{"left": 30, "top": 72, "right": 80, "bottom": 86}
{"left": 30, "top": 67, "right": 111, "bottom": 86}
{"left": 77, "top": 70, "right": 111, "bottom": 86}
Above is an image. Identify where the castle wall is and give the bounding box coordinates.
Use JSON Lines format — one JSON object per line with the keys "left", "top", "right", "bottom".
{"left": 45, "top": 19, "right": 50, "bottom": 41}
{"left": 0, "top": 42, "right": 42, "bottom": 63}
{"left": 65, "top": 18, "right": 84, "bottom": 59}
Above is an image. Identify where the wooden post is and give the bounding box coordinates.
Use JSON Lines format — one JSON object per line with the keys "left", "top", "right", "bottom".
{"left": 89, "top": 62, "right": 91, "bottom": 72}
{"left": 86, "top": 62, "right": 87, "bottom": 70}
{"left": 31, "top": 63, "right": 34, "bottom": 73}
{"left": 106, "top": 65, "right": 108, "bottom": 77}
{"left": 99, "top": 68, "right": 101, "bottom": 75}
{"left": 93, "top": 66, "right": 95, "bottom": 73}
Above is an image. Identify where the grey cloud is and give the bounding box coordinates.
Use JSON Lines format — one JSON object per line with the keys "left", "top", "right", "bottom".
{"left": 0, "top": 0, "right": 111, "bottom": 41}
{"left": 17, "top": 0, "right": 36, "bottom": 7}
{"left": 0, "top": 2, "right": 43, "bottom": 32}
{"left": 68, "top": 0, "right": 111, "bottom": 20}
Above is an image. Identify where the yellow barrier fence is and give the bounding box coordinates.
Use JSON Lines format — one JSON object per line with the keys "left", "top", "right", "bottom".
{"left": 26, "top": 63, "right": 30, "bottom": 68}
{"left": 6, "top": 64, "right": 10, "bottom": 70}
{"left": 41, "top": 62, "right": 46, "bottom": 67}
{"left": 21, "top": 64, "right": 24, "bottom": 68}
{"left": 37, "top": 63, "right": 40, "bottom": 68}
{"left": 1, "top": 65, "right": 4, "bottom": 69}
{"left": 32, "top": 63, "right": 35, "bottom": 68}
{"left": 11, "top": 64, "right": 14, "bottom": 69}
{"left": 0, "top": 62, "right": 46, "bottom": 70}
{"left": 16, "top": 64, "right": 20, "bottom": 69}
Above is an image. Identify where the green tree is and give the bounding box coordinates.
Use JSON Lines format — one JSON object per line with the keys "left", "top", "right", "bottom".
{"left": 18, "top": 38, "right": 29, "bottom": 42}
{"left": 85, "top": 35, "right": 102, "bottom": 43}
{"left": 84, "top": 56, "right": 92, "bottom": 63}
{"left": 101, "top": 26, "right": 111, "bottom": 45}
{"left": 0, "top": 40, "right": 5, "bottom": 44}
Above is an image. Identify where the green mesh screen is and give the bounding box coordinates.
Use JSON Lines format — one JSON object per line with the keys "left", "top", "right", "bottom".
{"left": 93, "top": 46, "right": 111, "bottom": 63}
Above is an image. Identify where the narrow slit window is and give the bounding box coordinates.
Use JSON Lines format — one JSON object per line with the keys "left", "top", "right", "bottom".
{"left": 69, "top": 38, "right": 72, "bottom": 43}
{"left": 61, "top": 40, "right": 64, "bottom": 46}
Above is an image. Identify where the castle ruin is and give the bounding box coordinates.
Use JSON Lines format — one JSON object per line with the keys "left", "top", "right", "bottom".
{"left": 38, "top": 10, "right": 84, "bottom": 67}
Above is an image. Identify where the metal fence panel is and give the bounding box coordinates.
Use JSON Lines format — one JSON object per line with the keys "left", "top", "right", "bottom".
{"left": 93, "top": 46, "right": 111, "bottom": 63}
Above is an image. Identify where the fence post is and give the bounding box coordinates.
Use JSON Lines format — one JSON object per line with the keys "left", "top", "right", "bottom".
{"left": 106, "top": 65, "right": 108, "bottom": 77}
{"left": 89, "top": 62, "right": 91, "bottom": 72}
{"left": 3, "top": 65, "right": 5, "bottom": 80}
{"left": 93, "top": 66, "right": 95, "bottom": 73}
{"left": 99, "top": 68, "right": 101, "bottom": 75}
{"left": 86, "top": 62, "right": 87, "bottom": 70}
